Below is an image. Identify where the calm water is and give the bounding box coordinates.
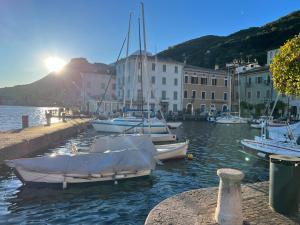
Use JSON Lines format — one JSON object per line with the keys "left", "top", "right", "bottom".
{"left": 0, "top": 120, "right": 267, "bottom": 224}
{"left": 0, "top": 105, "right": 60, "bottom": 132}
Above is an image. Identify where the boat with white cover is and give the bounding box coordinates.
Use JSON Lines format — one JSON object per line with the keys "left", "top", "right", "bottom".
{"left": 90, "top": 135, "right": 188, "bottom": 161}
{"left": 91, "top": 117, "right": 168, "bottom": 134}
{"left": 5, "top": 136, "right": 157, "bottom": 187}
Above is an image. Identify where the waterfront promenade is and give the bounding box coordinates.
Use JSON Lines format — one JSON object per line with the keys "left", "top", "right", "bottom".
{"left": 0, "top": 119, "right": 90, "bottom": 162}
{"left": 145, "top": 181, "right": 300, "bottom": 225}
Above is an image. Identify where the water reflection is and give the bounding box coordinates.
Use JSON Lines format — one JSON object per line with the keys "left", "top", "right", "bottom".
{"left": 0, "top": 121, "right": 269, "bottom": 224}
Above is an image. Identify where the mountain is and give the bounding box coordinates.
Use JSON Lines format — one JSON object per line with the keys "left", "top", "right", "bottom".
{"left": 158, "top": 10, "right": 300, "bottom": 68}
{"left": 0, "top": 58, "right": 113, "bottom": 107}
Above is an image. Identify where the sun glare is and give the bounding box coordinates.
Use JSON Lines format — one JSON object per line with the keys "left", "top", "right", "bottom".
{"left": 44, "top": 56, "right": 66, "bottom": 72}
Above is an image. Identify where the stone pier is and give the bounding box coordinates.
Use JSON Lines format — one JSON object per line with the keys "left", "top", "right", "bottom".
{"left": 0, "top": 119, "right": 91, "bottom": 162}
{"left": 145, "top": 182, "right": 300, "bottom": 225}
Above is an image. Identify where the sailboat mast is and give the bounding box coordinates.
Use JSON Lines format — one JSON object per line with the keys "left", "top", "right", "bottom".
{"left": 123, "top": 13, "right": 132, "bottom": 114}
{"left": 138, "top": 17, "right": 144, "bottom": 134}
{"left": 141, "top": 2, "right": 150, "bottom": 122}
{"left": 238, "top": 69, "right": 241, "bottom": 118}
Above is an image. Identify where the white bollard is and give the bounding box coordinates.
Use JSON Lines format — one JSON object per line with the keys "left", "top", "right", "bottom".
{"left": 215, "top": 168, "right": 244, "bottom": 225}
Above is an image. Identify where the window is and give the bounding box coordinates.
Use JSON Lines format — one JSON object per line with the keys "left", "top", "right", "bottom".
{"left": 257, "top": 91, "right": 260, "bottom": 98}
{"left": 184, "top": 76, "right": 189, "bottom": 83}
{"left": 248, "top": 77, "right": 251, "bottom": 85}
{"left": 162, "top": 91, "right": 166, "bottom": 100}
{"left": 174, "top": 78, "right": 178, "bottom": 86}
{"left": 138, "top": 62, "right": 141, "bottom": 69}
{"left": 211, "top": 92, "right": 215, "bottom": 100}
{"left": 235, "top": 92, "right": 239, "bottom": 100}
{"left": 184, "top": 90, "right": 188, "bottom": 98}
{"left": 201, "top": 91, "right": 206, "bottom": 99}
{"left": 173, "top": 104, "right": 178, "bottom": 112}
{"left": 152, "top": 63, "right": 155, "bottom": 71}
{"left": 266, "top": 90, "right": 270, "bottom": 98}
{"left": 225, "top": 79, "right": 228, "bottom": 87}
{"left": 191, "top": 76, "right": 198, "bottom": 84}
{"left": 162, "top": 77, "right": 166, "bottom": 85}
{"left": 212, "top": 78, "right": 217, "bottom": 85}
{"left": 210, "top": 104, "right": 215, "bottom": 109}
{"left": 192, "top": 90, "right": 196, "bottom": 98}
{"left": 224, "top": 92, "right": 228, "bottom": 100}
{"left": 138, "top": 75, "right": 141, "bottom": 82}
{"left": 137, "top": 89, "right": 142, "bottom": 100}
{"left": 173, "top": 91, "right": 178, "bottom": 100}
{"left": 256, "top": 77, "right": 262, "bottom": 84}
{"left": 200, "top": 104, "right": 206, "bottom": 112}
{"left": 175, "top": 66, "right": 178, "bottom": 73}
{"left": 151, "top": 90, "right": 155, "bottom": 99}
{"left": 248, "top": 92, "right": 251, "bottom": 99}
{"left": 200, "top": 77, "right": 207, "bottom": 85}
{"left": 151, "top": 76, "right": 155, "bottom": 84}
{"left": 163, "top": 64, "right": 166, "bottom": 72}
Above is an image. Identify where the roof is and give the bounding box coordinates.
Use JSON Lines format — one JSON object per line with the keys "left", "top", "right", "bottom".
{"left": 239, "top": 65, "right": 270, "bottom": 75}
{"left": 184, "top": 64, "right": 227, "bottom": 75}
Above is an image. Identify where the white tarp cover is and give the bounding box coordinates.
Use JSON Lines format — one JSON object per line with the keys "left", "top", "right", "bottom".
{"left": 7, "top": 135, "right": 156, "bottom": 175}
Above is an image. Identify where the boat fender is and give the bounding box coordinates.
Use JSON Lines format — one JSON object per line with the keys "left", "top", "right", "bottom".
{"left": 187, "top": 153, "right": 193, "bottom": 160}
{"left": 63, "top": 181, "right": 67, "bottom": 189}
{"left": 114, "top": 180, "right": 118, "bottom": 185}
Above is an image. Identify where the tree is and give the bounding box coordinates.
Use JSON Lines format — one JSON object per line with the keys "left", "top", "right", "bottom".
{"left": 270, "top": 35, "right": 300, "bottom": 95}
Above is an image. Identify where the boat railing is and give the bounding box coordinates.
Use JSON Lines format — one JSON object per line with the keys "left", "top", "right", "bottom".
{"left": 123, "top": 121, "right": 144, "bottom": 134}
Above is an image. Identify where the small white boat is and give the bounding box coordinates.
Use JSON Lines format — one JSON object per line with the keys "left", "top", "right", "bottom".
{"left": 241, "top": 136, "right": 300, "bottom": 158}
{"left": 216, "top": 115, "right": 248, "bottom": 124}
{"left": 250, "top": 123, "right": 262, "bottom": 129}
{"left": 5, "top": 136, "right": 157, "bottom": 187}
{"left": 155, "top": 140, "right": 189, "bottom": 161}
{"left": 167, "top": 122, "right": 182, "bottom": 129}
{"left": 92, "top": 117, "right": 168, "bottom": 134}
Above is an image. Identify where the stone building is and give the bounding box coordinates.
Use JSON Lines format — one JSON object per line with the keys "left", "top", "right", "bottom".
{"left": 183, "top": 65, "right": 230, "bottom": 114}
{"left": 115, "top": 51, "right": 184, "bottom": 113}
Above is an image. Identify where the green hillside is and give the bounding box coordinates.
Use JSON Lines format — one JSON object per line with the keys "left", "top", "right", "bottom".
{"left": 158, "top": 10, "right": 300, "bottom": 68}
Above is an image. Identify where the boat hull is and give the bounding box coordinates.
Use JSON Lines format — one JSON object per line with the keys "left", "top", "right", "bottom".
{"left": 155, "top": 141, "right": 188, "bottom": 161}
{"left": 241, "top": 139, "right": 300, "bottom": 158}
{"left": 13, "top": 167, "right": 151, "bottom": 184}
{"left": 92, "top": 120, "right": 168, "bottom": 134}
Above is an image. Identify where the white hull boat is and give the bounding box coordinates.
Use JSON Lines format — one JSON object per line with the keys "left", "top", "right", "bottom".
{"left": 5, "top": 136, "right": 157, "bottom": 186}
{"left": 92, "top": 117, "right": 168, "bottom": 134}
{"left": 216, "top": 116, "right": 248, "bottom": 124}
{"left": 241, "top": 136, "right": 300, "bottom": 158}
{"left": 155, "top": 141, "right": 189, "bottom": 161}
{"left": 167, "top": 122, "right": 182, "bottom": 129}
{"left": 250, "top": 123, "right": 262, "bottom": 129}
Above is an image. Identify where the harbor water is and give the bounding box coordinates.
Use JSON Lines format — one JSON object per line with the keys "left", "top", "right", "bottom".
{"left": 0, "top": 107, "right": 268, "bottom": 224}
{"left": 0, "top": 105, "right": 59, "bottom": 132}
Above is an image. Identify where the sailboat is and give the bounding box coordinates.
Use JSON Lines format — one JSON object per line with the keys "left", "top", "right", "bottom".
{"left": 216, "top": 64, "right": 248, "bottom": 124}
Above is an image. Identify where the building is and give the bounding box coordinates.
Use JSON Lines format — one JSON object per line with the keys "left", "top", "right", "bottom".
{"left": 183, "top": 65, "right": 230, "bottom": 114}
{"left": 115, "top": 51, "right": 184, "bottom": 113}
{"left": 80, "top": 62, "right": 117, "bottom": 112}
{"left": 267, "top": 49, "right": 279, "bottom": 65}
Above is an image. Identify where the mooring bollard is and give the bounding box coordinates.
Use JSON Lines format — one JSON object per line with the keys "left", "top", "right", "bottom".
{"left": 22, "top": 115, "right": 29, "bottom": 129}
{"left": 215, "top": 168, "right": 244, "bottom": 225}
{"left": 46, "top": 112, "right": 51, "bottom": 126}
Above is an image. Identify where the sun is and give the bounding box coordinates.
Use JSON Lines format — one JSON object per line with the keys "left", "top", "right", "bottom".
{"left": 44, "top": 56, "right": 66, "bottom": 72}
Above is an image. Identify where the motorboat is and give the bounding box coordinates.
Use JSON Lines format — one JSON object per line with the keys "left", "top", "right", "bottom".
{"left": 91, "top": 117, "right": 168, "bottom": 134}
{"left": 5, "top": 135, "right": 157, "bottom": 187}
{"left": 154, "top": 140, "right": 189, "bottom": 161}
{"left": 216, "top": 115, "right": 248, "bottom": 124}
{"left": 90, "top": 135, "right": 189, "bottom": 161}
{"left": 241, "top": 136, "right": 300, "bottom": 159}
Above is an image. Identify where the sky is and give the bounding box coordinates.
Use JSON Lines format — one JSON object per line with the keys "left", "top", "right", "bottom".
{"left": 0, "top": 0, "right": 299, "bottom": 87}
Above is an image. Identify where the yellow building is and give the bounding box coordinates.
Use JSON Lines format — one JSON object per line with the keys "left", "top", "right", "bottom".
{"left": 183, "top": 65, "right": 230, "bottom": 114}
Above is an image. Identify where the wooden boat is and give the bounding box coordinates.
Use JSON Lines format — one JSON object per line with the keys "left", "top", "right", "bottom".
{"left": 155, "top": 140, "right": 189, "bottom": 161}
